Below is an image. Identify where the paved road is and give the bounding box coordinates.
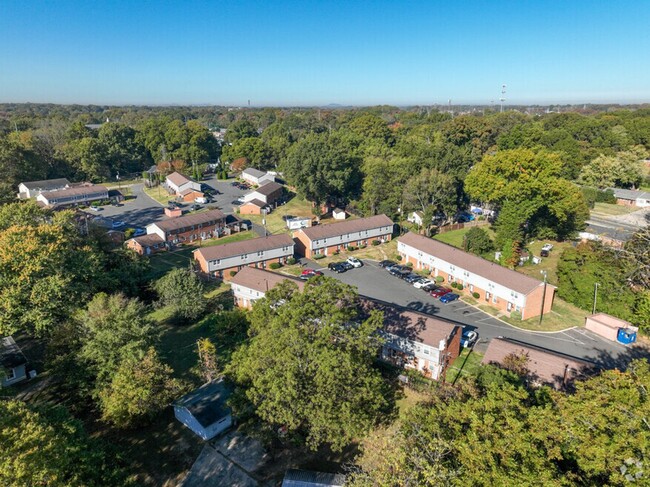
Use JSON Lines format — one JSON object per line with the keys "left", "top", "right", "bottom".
{"left": 316, "top": 259, "right": 629, "bottom": 365}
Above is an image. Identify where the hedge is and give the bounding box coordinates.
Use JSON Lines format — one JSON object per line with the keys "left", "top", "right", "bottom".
{"left": 229, "top": 270, "right": 237, "bottom": 277}
{"left": 371, "top": 240, "right": 380, "bottom": 246}
{"left": 450, "top": 282, "right": 458, "bottom": 289}
{"left": 472, "top": 292, "right": 480, "bottom": 299}
{"left": 457, "top": 284, "right": 464, "bottom": 291}
{"left": 314, "top": 254, "right": 325, "bottom": 260}
{"left": 269, "top": 262, "right": 282, "bottom": 270}
{"left": 435, "top": 276, "right": 444, "bottom": 283}
{"left": 286, "top": 257, "right": 296, "bottom": 265}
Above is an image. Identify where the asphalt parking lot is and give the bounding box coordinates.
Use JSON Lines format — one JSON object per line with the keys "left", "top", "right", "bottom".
{"left": 319, "top": 259, "right": 627, "bottom": 363}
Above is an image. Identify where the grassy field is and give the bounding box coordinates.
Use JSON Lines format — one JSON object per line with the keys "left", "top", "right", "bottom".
{"left": 247, "top": 194, "right": 315, "bottom": 234}
{"left": 591, "top": 202, "right": 638, "bottom": 217}
{"left": 143, "top": 185, "right": 173, "bottom": 205}
{"left": 516, "top": 240, "right": 573, "bottom": 286}
{"left": 446, "top": 348, "right": 484, "bottom": 384}
{"left": 433, "top": 225, "right": 495, "bottom": 248}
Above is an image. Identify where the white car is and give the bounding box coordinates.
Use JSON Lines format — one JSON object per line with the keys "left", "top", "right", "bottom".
{"left": 541, "top": 243, "right": 554, "bottom": 252}
{"left": 461, "top": 330, "right": 478, "bottom": 348}
{"left": 346, "top": 257, "right": 363, "bottom": 268}
{"left": 414, "top": 278, "right": 436, "bottom": 289}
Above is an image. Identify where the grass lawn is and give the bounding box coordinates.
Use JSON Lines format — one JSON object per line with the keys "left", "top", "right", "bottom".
{"left": 516, "top": 240, "right": 574, "bottom": 286}
{"left": 247, "top": 194, "right": 315, "bottom": 234}
{"left": 143, "top": 185, "right": 173, "bottom": 205}
{"left": 446, "top": 348, "right": 484, "bottom": 385}
{"left": 591, "top": 202, "right": 638, "bottom": 217}
{"left": 433, "top": 225, "right": 495, "bottom": 248}
{"left": 395, "top": 387, "right": 431, "bottom": 418}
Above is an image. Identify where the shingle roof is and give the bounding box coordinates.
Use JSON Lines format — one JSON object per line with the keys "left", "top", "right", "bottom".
{"left": 253, "top": 181, "right": 283, "bottom": 196}
{"left": 230, "top": 267, "right": 304, "bottom": 293}
{"left": 152, "top": 209, "right": 226, "bottom": 232}
{"left": 608, "top": 187, "right": 650, "bottom": 200}
{"left": 299, "top": 214, "right": 393, "bottom": 241}
{"left": 180, "top": 188, "right": 203, "bottom": 196}
{"left": 399, "top": 232, "right": 548, "bottom": 295}
{"left": 242, "top": 167, "right": 266, "bottom": 179}
{"left": 282, "top": 469, "right": 346, "bottom": 487}
{"left": 21, "top": 178, "right": 70, "bottom": 190}
{"left": 360, "top": 299, "right": 460, "bottom": 349}
{"left": 129, "top": 234, "right": 164, "bottom": 246}
{"left": 242, "top": 199, "right": 266, "bottom": 208}
{"left": 195, "top": 234, "right": 294, "bottom": 261}
{"left": 174, "top": 380, "right": 232, "bottom": 428}
{"left": 166, "top": 171, "right": 193, "bottom": 187}
{"left": 1, "top": 336, "right": 27, "bottom": 369}
{"left": 40, "top": 185, "right": 109, "bottom": 200}
{"left": 481, "top": 338, "right": 594, "bottom": 389}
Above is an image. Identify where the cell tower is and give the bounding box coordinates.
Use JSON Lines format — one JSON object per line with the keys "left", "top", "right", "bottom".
{"left": 500, "top": 84, "right": 506, "bottom": 112}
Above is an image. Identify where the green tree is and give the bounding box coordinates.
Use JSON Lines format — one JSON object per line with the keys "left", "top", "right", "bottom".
{"left": 0, "top": 135, "right": 47, "bottom": 203}
{"left": 98, "top": 347, "right": 184, "bottom": 428}
{"left": 463, "top": 227, "right": 494, "bottom": 255}
{"left": 197, "top": 337, "right": 220, "bottom": 382}
{"left": 153, "top": 268, "right": 207, "bottom": 321}
{"left": 402, "top": 167, "right": 456, "bottom": 219}
{"left": 633, "top": 291, "right": 650, "bottom": 333}
{"left": 579, "top": 148, "right": 646, "bottom": 189}
{"left": 623, "top": 226, "right": 650, "bottom": 288}
{"left": 0, "top": 400, "right": 127, "bottom": 486}
{"left": 228, "top": 278, "right": 387, "bottom": 451}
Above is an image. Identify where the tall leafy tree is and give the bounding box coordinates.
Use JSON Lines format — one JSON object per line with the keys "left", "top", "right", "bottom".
{"left": 153, "top": 268, "right": 207, "bottom": 321}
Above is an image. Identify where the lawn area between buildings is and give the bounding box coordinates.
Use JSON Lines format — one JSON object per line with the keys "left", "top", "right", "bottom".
{"left": 143, "top": 184, "right": 173, "bottom": 205}
{"left": 247, "top": 194, "right": 315, "bottom": 235}
{"left": 433, "top": 224, "right": 496, "bottom": 248}
{"left": 446, "top": 348, "right": 484, "bottom": 385}
{"left": 146, "top": 230, "right": 256, "bottom": 279}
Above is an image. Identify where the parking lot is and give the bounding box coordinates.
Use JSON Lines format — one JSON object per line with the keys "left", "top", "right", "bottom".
{"left": 319, "top": 259, "right": 627, "bottom": 363}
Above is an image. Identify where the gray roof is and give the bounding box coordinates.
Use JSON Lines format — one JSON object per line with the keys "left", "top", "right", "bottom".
{"left": 166, "top": 171, "right": 194, "bottom": 187}
{"left": 152, "top": 209, "right": 226, "bottom": 232}
{"left": 399, "top": 232, "right": 550, "bottom": 295}
{"left": 299, "top": 214, "right": 393, "bottom": 241}
{"left": 21, "top": 178, "right": 70, "bottom": 191}
{"left": 174, "top": 380, "right": 232, "bottom": 428}
{"left": 128, "top": 234, "right": 165, "bottom": 246}
{"left": 242, "top": 199, "right": 267, "bottom": 208}
{"left": 242, "top": 167, "right": 266, "bottom": 179}
{"left": 282, "top": 470, "right": 346, "bottom": 487}
{"left": 608, "top": 187, "right": 650, "bottom": 200}
{"left": 253, "top": 181, "right": 283, "bottom": 196}
{"left": 1, "top": 336, "right": 27, "bottom": 369}
{"left": 195, "top": 234, "right": 294, "bottom": 261}
{"left": 40, "top": 185, "right": 109, "bottom": 200}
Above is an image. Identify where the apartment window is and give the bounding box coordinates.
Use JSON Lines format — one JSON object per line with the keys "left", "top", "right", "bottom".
{"left": 423, "top": 348, "right": 429, "bottom": 355}
{"left": 492, "top": 295, "right": 498, "bottom": 304}
{"left": 241, "top": 254, "right": 248, "bottom": 260}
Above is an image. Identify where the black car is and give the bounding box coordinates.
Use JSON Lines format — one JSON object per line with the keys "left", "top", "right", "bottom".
{"left": 421, "top": 283, "right": 438, "bottom": 292}
{"left": 394, "top": 269, "right": 413, "bottom": 279}
{"left": 378, "top": 260, "right": 396, "bottom": 268}
{"left": 387, "top": 264, "right": 408, "bottom": 274}
{"left": 404, "top": 273, "right": 424, "bottom": 283}
{"left": 540, "top": 249, "right": 549, "bottom": 257}
{"left": 341, "top": 261, "right": 354, "bottom": 270}
{"left": 328, "top": 262, "right": 347, "bottom": 273}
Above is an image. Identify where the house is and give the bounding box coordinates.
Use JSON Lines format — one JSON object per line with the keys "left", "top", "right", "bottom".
{"left": 194, "top": 234, "right": 295, "bottom": 279}
{"left": 1, "top": 336, "right": 28, "bottom": 387}
{"left": 241, "top": 181, "right": 284, "bottom": 211}
{"left": 398, "top": 232, "right": 556, "bottom": 320}
{"left": 585, "top": 313, "right": 638, "bottom": 344}
{"left": 174, "top": 380, "right": 233, "bottom": 441}
{"left": 407, "top": 211, "right": 424, "bottom": 226}
{"left": 145, "top": 209, "right": 228, "bottom": 246}
{"left": 362, "top": 299, "right": 461, "bottom": 380}
{"left": 282, "top": 470, "right": 346, "bottom": 487}
{"left": 166, "top": 172, "right": 203, "bottom": 201}
{"left": 578, "top": 223, "right": 631, "bottom": 249}
{"left": 241, "top": 167, "right": 275, "bottom": 186}
{"left": 17, "top": 178, "right": 70, "bottom": 199}
{"left": 293, "top": 214, "right": 394, "bottom": 258}
{"left": 609, "top": 188, "right": 650, "bottom": 208}
{"left": 332, "top": 208, "right": 347, "bottom": 220}
{"left": 481, "top": 337, "right": 594, "bottom": 390}
{"left": 230, "top": 267, "right": 304, "bottom": 308}
{"left": 125, "top": 234, "right": 166, "bottom": 256}
{"left": 36, "top": 184, "right": 109, "bottom": 208}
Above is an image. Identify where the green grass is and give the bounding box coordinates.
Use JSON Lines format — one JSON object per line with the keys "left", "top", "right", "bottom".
{"left": 247, "top": 194, "right": 315, "bottom": 234}
{"left": 143, "top": 185, "right": 173, "bottom": 205}
{"left": 516, "top": 240, "right": 573, "bottom": 286}
{"left": 433, "top": 225, "right": 495, "bottom": 248}
{"left": 446, "top": 348, "right": 484, "bottom": 384}
{"left": 591, "top": 202, "right": 638, "bottom": 216}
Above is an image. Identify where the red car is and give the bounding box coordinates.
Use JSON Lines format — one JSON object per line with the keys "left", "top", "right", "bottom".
{"left": 430, "top": 287, "right": 452, "bottom": 298}
{"left": 300, "top": 269, "right": 323, "bottom": 280}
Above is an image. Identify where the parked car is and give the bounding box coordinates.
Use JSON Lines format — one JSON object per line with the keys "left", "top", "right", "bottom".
{"left": 439, "top": 292, "right": 460, "bottom": 303}
{"left": 430, "top": 287, "right": 452, "bottom": 298}
{"left": 341, "top": 261, "right": 354, "bottom": 270}
{"left": 378, "top": 260, "right": 396, "bottom": 268}
{"left": 88, "top": 206, "right": 100, "bottom": 212}
{"left": 414, "top": 278, "right": 436, "bottom": 289}
{"left": 111, "top": 221, "right": 125, "bottom": 229}
{"left": 346, "top": 257, "right": 363, "bottom": 268}
{"left": 540, "top": 249, "right": 549, "bottom": 258}
{"left": 328, "top": 262, "right": 347, "bottom": 273}
{"left": 404, "top": 273, "right": 423, "bottom": 284}
{"left": 541, "top": 243, "right": 554, "bottom": 252}
{"left": 421, "top": 283, "right": 438, "bottom": 293}
{"left": 300, "top": 269, "right": 324, "bottom": 280}
{"left": 133, "top": 228, "right": 146, "bottom": 237}
{"left": 387, "top": 264, "right": 408, "bottom": 274}
{"left": 461, "top": 329, "right": 478, "bottom": 348}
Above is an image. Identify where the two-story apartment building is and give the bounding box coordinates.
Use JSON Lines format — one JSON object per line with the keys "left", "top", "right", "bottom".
{"left": 166, "top": 172, "right": 203, "bottom": 201}
{"left": 293, "top": 214, "right": 394, "bottom": 258}
{"left": 361, "top": 299, "right": 462, "bottom": 380}
{"left": 398, "top": 232, "right": 556, "bottom": 320}
{"left": 144, "top": 209, "right": 227, "bottom": 246}
{"left": 194, "top": 233, "right": 295, "bottom": 279}
{"left": 240, "top": 181, "right": 284, "bottom": 215}
{"left": 230, "top": 266, "right": 304, "bottom": 308}
{"left": 241, "top": 167, "right": 275, "bottom": 186}
{"left": 36, "top": 184, "right": 109, "bottom": 208}
{"left": 18, "top": 178, "right": 70, "bottom": 199}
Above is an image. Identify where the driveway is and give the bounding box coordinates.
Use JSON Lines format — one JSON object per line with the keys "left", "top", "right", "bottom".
{"left": 320, "top": 260, "right": 628, "bottom": 364}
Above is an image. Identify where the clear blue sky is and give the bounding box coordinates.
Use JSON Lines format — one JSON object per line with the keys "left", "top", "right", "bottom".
{"left": 1, "top": 0, "right": 648, "bottom": 106}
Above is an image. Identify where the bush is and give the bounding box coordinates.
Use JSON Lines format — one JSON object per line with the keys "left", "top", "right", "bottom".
{"left": 396, "top": 255, "right": 402, "bottom": 261}
{"left": 450, "top": 282, "right": 458, "bottom": 289}
{"left": 457, "top": 284, "right": 464, "bottom": 291}
{"left": 269, "top": 262, "right": 282, "bottom": 270}
{"left": 347, "top": 245, "right": 357, "bottom": 251}
{"left": 124, "top": 228, "right": 135, "bottom": 239}
{"left": 371, "top": 240, "right": 380, "bottom": 246}
{"left": 229, "top": 270, "right": 237, "bottom": 277}
{"left": 286, "top": 257, "right": 296, "bottom": 265}
{"left": 359, "top": 244, "right": 367, "bottom": 249}
{"left": 472, "top": 292, "right": 480, "bottom": 299}
{"left": 436, "top": 276, "right": 444, "bottom": 283}
{"left": 314, "top": 254, "right": 325, "bottom": 260}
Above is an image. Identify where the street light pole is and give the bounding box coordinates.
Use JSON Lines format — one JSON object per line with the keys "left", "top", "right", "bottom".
{"left": 592, "top": 282, "right": 600, "bottom": 315}
{"left": 538, "top": 270, "right": 548, "bottom": 326}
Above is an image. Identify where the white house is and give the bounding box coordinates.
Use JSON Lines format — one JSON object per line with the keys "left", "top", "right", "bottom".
{"left": 407, "top": 211, "right": 424, "bottom": 226}
{"left": 230, "top": 267, "right": 304, "bottom": 308}
{"left": 1, "top": 336, "right": 28, "bottom": 388}
{"left": 36, "top": 185, "right": 109, "bottom": 207}
{"left": 242, "top": 181, "right": 284, "bottom": 205}
{"left": 173, "top": 380, "right": 233, "bottom": 440}
{"left": 18, "top": 178, "right": 70, "bottom": 199}
{"left": 241, "top": 167, "right": 275, "bottom": 186}
{"left": 165, "top": 172, "right": 201, "bottom": 195}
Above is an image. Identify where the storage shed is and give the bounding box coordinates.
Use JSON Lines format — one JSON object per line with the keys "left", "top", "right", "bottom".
{"left": 174, "top": 380, "right": 233, "bottom": 440}
{"left": 585, "top": 313, "right": 638, "bottom": 345}
{"left": 1, "top": 336, "right": 28, "bottom": 387}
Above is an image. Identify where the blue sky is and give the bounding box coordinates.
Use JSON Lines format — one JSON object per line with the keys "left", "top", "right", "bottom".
{"left": 1, "top": 0, "right": 648, "bottom": 106}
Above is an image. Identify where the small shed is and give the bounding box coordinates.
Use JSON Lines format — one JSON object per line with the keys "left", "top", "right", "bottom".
{"left": 585, "top": 313, "right": 638, "bottom": 344}
{"left": 282, "top": 469, "right": 346, "bottom": 487}
{"left": 1, "top": 336, "right": 28, "bottom": 387}
{"left": 286, "top": 217, "right": 311, "bottom": 230}
{"left": 332, "top": 208, "right": 347, "bottom": 220}
{"left": 174, "top": 380, "right": 233, "bottom": 440}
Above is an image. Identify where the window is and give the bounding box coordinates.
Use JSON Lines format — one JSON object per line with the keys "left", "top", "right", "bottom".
{"left": 241, "top": 254, "right": 248, "bottom": 260}
{"left": 492, "top": 295, "right": 497, "bottom": 304}
{"left": 6, "top": 368, "right": 15, "bottom": 380}
{"left": 423, "top": 348, "right": 429, "bottom": 355}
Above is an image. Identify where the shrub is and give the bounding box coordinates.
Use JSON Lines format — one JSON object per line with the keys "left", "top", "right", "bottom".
{"left": 286, "top": 257, "right": 296, "bottom": 265}
{"left": 457, "top": 284, "right": 464, "bottom": 291}
{"left": 435, "top": 276, "right": 444, "bottom": 283}
{"left": 450, "top": 282, "right": 458, "bottom": 289}
{"left": 229, "top": 270, "right": 237, "bottom": 277}
{"left": 347, "top": 245, "right": 357, "bottom": 251}
{"left": 405, "top": 262, "right": 413, "bottom": 268}
{"left": 472, "top": 292, "right": 480, "bottom": 299}
{"left": 396, "top": 255, "right": 402, "bottom": 261}
{"left": 359, "top": 244, "right": 367, "bottom": 249}
{"left": 269, "top": 262, "right": 282, "bottom": 270}
{"left": 314, "top": 254, "right": 325, "bottom": 260}
{"left": 371, "top": 240, "right": 380, "bottom": 246}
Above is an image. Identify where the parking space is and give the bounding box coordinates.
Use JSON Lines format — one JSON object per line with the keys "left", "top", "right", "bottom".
{"left": 318, "top": 259, "right": 626, "bottom": 362}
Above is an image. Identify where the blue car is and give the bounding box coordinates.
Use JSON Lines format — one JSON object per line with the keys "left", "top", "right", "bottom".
{"left": 439, "top": 292, "right": 460, "bottom": 304}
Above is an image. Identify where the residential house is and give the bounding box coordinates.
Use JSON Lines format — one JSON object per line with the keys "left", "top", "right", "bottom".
{"left": 282, "top": 470, "right": 346, "bottom": 487}
{"left": 174, "top": 379, "right": 233, "bottom": 440}
{"left": 578, "top": 222, "right": 631, "bottom": 249}
{"left": 36, "top": 184, "right": 109, "bottom": 208}
{"left": 398, "top": 232, "right": 556, "bottom": 320}
{"left": 145, "top": 209, "right": 228, "bottom": 247}
{"left": 293, "top": 214, "right": 394, "bottom": 258}
{"left": 240, "top": 181, "right": 284, "bottom": 215}
{"left": 362, "top": 299, "right": 461, "bottom": 380}
{"left": 608, "top": 188, "right": 650, "bottom": 208}
{"left": 407, "top": 211, "right": 424, "bottom": 226}
{"left": 125, "top": 234, "right": 166, "bottom": 256}
{"left": 17, "top": 178, "right": 70, "bottom": 199}
{"left": 230, "top": 267, "right": 304, "bottom": 308}
{"left": 1, "top": 336, "right": 28, "bottom": 387}
{"left": 241, "top": 167, "right": 275, "bottom": 186}
{"left": 194, "top": 234, "right": 295, "bottom": 279}
{"left": 166, "top": 172, "right": 203, "bottom": 202}
{"left": 482, "top": 337, "right": 594, "bottom": 390}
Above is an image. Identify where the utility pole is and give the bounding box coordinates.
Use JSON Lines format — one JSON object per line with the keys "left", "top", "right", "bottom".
{"left": 500, "top": 84, "right": 507, "bottom": 113}
{"left": 538, "top": 270, "right": 548, "bottom": 326}
{"left": 592, "top": 282, "right": 600, "bottom": 314}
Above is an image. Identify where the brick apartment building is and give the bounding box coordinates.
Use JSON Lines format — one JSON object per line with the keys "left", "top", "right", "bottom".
{"left": 165, "top": 172, "right": 204, "bottom": 202}
{"left": 397, "top": 232, "right": 556, "bottom": 320}
{"left": 230, "top": 266, "right": 304, "bottom": 308}
{"left": 293, "top": 214, "right": 394, "bottom": 258}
